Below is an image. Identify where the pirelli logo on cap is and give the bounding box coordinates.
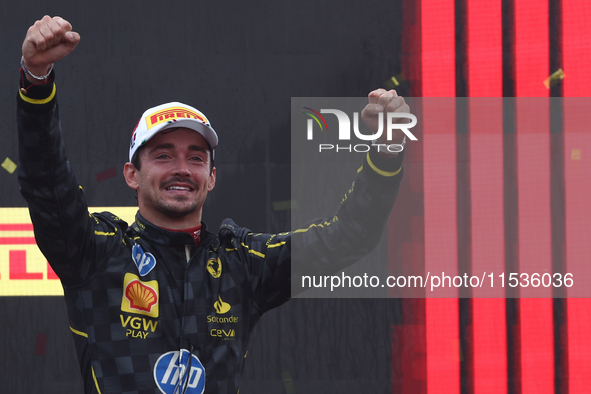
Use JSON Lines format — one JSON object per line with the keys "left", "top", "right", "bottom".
{"left": 146, "top": 107, "right": 208, "bottom": 130}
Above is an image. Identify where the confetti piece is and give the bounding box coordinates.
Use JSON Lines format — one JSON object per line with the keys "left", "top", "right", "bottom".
{"left": 571, "top": 149, "right": 581, "bottom": 160}
{"left": 35, "top": 333, "right": 47, "bottom": 356}
{"left": 281, "top": 371, "right": 295, "bottom": 394}
{"left": 543, "top": 68, "right": 565, "bottom": 89}
{"left": 273, "top": 200, "right": 297, "bottom": 211}
{"left": 95, "top": 167, "right": 118, "bottom": 182}
{"left": 384, "top": 73, "right": 407, "bottom": 90}
{"left": 1, "top": 157, "right": 17, "bottom": 174}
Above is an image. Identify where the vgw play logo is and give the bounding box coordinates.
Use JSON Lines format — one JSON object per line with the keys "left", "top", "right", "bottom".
{"left": 302, "top": 107, "right": 417, "bottom": 153}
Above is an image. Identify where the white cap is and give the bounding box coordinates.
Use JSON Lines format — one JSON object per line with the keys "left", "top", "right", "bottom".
{"left": 129, "top": 102, "right": 218, "bottom": 162}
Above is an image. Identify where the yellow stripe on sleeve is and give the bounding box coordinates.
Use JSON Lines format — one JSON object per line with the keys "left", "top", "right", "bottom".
{"left": 19, "top": 83, "right": 57, "bottom": 104}
{"left": 240, "top": 242, "right": 266, "bottom": 258}
{"left": 92, "top": 366, "right": 102, "bottom": 394}
{"left": 69, "top": 326, "right": 88, "bottom": 338}
{"left": 366, "top": 152, "right": 402, "bottom": 177}
{"left": 293, "top": 219, "right": 336, "bottom": 234}
{"left": 95, "top": 231, "right": 116, "bottom": 236}
{"left": 70, "top": 326, "right": 100, "bottom": 392}
{"left": 95, "top": 227, "right": 118, "bottom": 237}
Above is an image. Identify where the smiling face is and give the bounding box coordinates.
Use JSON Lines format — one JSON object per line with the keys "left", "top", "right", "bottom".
{"left": 124, "top": 127, "right": 216, "bottom": 229}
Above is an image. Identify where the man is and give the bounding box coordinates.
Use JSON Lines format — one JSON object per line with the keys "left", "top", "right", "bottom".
{"left": 18, "top": 16, "right": 408, "bottom": 394}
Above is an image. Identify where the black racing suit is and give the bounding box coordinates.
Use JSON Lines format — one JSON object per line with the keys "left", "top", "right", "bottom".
{"left": 17, "top": 71, "right": 404, "bottom": 394}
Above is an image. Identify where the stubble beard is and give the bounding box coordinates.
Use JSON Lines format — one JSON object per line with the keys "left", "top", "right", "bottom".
{"left": 154, "top": 195, "right": 201, "bottom": 218}
{"left": 153, "top": 176, "right": 203, "bottom": 218}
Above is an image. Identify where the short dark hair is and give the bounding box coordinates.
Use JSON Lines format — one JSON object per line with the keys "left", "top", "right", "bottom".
{"left": 131, "top": 145, "right": 215, "bottom": 174}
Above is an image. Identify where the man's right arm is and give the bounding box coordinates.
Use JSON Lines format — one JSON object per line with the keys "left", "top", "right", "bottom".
{"left": 17, "top": 73, "right": 92, "bottom": 284}
{"left": 17, "top": 17, "right": 118, "bottom": 285}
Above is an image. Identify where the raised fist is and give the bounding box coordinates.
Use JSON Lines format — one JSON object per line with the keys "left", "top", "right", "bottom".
{"left": 22, "top": 16, "right": 80, "bottom": 80}
{"left": 361, "top": 89, "right": 411, "bottom": 145}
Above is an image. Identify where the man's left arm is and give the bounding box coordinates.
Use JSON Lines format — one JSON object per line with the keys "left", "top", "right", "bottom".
{"left": 243, "top": 90, "right": 409, "bottom": 312}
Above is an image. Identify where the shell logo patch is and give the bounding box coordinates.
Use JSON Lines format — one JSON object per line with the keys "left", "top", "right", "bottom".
{"left": 126, "top": 281, "right": 157, "bottom": 312}
{"left": 121, "top": 273, "right": 159, "bottom": 318}
{"left": 206, "top": 257, "right": 222, "bottom": 278}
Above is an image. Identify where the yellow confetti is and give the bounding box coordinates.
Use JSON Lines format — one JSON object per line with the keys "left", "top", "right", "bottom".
{"left": 281, "top": 371, "right": 295, "bottom": 394}
{"left": 1, "top": 157, "right": 17, "bottom": 174}
{"left": 384, "top": 73, "right": 407, "bottom": 90}
{"left": 543, "top": 68, "right": 565, "bottom": 89}
{"left": 571, "top": 149, "right": 581, "bottom": 160}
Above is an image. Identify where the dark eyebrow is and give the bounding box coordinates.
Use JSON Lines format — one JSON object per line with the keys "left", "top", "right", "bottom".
{"left": 148, "top": 143, "right": 209, "bottom": 156}
{"left": 188, "top": 145, "right": 209, "bottom": 154}
{"left": 148, "top": 143, "right": 174, "bottom": 155}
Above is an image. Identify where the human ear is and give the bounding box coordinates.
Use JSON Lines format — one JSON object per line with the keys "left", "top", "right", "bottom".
{"left": 123, "top": 163, "right": 140, "bottom": 190}
{"left": 207, "top": 167, "right": 216, "bottom": 192}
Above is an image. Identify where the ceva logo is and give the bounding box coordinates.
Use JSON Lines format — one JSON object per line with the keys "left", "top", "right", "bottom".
{"left": 303, "top": 107, "right": 418, "bottom": 153}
